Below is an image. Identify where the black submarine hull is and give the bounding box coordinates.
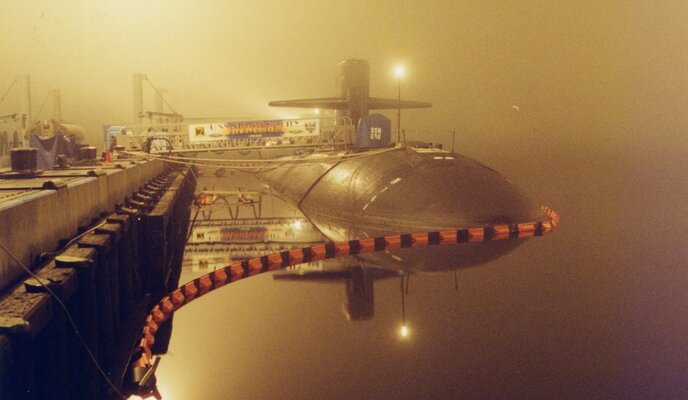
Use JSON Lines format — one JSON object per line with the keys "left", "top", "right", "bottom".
{"left": 257, "top": 147, "right": 546, "bottom": 272}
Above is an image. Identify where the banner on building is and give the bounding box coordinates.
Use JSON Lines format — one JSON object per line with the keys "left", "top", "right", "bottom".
{"left": 189, "top": 119, "right": 320, "bottom": 143}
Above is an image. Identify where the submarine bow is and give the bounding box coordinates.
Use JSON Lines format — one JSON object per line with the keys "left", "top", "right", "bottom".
{"left": 256, "top": 147, "right": 548, "bottom": 271}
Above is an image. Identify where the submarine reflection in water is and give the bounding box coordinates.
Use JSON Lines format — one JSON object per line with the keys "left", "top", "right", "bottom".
{"left": 257, "top": 146, "right": 546, "bottom": 272}
{"left": 273, "top": 261, "right": 400, "bottom": 321}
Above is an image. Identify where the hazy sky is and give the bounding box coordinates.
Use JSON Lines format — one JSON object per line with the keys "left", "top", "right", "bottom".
{"left": 2, "top": 0, "right": 686, "bottom": 159}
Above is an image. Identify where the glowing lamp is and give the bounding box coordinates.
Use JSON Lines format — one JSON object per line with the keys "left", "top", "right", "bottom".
{"left": 394, "top": 65, "right": 405, "bottom": 79}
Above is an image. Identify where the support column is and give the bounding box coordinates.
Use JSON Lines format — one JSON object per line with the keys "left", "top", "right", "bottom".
{"left": 18, "top": 75, "right": 31, "bottom": 143}
{"left": 132, "top": 74, "right": 146, "bottom": 134}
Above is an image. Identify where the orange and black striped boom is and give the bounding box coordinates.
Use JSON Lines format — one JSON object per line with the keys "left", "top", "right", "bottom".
{"left": 126, "top": 205, "right": 559, "bottom": 392}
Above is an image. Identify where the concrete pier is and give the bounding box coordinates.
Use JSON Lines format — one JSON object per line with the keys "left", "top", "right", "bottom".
{"left": 0, "top": 160, "right": 196, "bottom": 399}
{"left": 0, "top": 161, "right": 164, "bottom": 292}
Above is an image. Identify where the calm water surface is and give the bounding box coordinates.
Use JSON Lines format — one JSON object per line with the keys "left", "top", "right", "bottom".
{"left": 155, "top": 146, "right": 688, "bottom": 399}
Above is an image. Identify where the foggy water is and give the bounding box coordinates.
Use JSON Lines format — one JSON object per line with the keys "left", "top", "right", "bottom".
{"left": 153, "top": 144, "right": 688, "bottom": 399}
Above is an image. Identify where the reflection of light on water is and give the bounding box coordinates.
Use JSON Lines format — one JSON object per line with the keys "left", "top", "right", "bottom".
{"left": 400, "top": 325, "right": 410, "bottom": 338}
{"left": 399, "top": 274, "right": 410, "bottom": 339}
{"left": 129, "top": 393, "right": 175, "bottom": 400}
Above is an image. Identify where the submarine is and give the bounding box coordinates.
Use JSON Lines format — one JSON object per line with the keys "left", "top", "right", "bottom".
{"left": 259, "top": 59, "right": 553, "bottom": 271}
{"left": 124, "top": 61, "right": 559, "bottom": 396}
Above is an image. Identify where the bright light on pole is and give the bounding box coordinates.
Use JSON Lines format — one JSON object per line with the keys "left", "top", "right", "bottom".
{"left": 394, "top": 65, "right": 405, "bottom": 143}
{"left": 394, "top": 65, "right": 405, "bottom": 79}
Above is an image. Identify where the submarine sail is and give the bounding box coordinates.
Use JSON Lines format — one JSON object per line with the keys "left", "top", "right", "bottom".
{"left": 262, "top": 59, "right": 552, "bottom": 271}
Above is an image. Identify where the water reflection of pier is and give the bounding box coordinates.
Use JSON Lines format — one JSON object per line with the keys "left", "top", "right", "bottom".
{"left": 183, "top": 217, "right": 325, "bottom": 273}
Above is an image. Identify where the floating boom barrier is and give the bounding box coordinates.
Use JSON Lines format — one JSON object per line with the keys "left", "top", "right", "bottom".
{"left": 125, "top": 205, "right": 560, "bottom": 396}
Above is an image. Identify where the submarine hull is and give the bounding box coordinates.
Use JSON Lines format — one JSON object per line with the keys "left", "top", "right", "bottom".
{"left": 258, "top": 148, "right": 545, "bottom": 271}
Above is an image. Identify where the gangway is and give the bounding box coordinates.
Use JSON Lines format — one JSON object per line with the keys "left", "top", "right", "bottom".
{"left": 195, "top": 188, "right": 269, "bottom": 220}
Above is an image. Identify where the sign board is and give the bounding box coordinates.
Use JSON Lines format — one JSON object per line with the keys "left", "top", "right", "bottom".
{"left": 188, "top": 119, "right": 320, "bottom": 143}
{"left": 355, "top": 114, "right": 391, "bottom": 148}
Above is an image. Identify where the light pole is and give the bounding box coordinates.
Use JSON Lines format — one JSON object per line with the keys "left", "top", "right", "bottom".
{"left": 394, "top": 65, "right": 405, "bottom": 143}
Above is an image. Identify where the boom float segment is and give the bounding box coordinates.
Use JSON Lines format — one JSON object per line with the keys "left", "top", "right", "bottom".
{"left": 126, "top": 205, "right": 560, "bottom": 390}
